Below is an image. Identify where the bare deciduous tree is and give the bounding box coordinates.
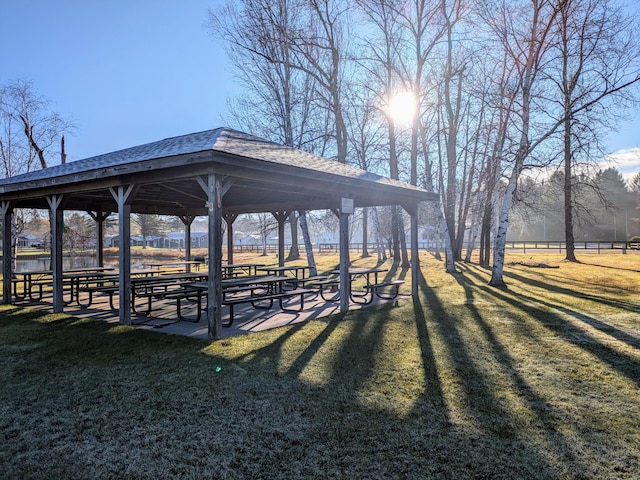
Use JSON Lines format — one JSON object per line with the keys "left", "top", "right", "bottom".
{"left": 552, "top": 0, "right": 640, "bottom": 261}
{"left": 209, "top": 0, "right": 324, "bottom": 269}
{"left": 481, "top": 0, "right": 563, "bottom": 287}
{"left": 1, "top": 79, "right": 74, "bottom": 269}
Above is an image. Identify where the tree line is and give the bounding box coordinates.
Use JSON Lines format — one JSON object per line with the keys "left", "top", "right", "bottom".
{"left": 209, "top": 0, "right": 640, "bottom": 287}
{"left": 510, "top": 167, "right": 640, "bottom": 242}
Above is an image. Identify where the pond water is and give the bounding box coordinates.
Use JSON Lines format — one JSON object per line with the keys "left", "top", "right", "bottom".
{"left": 12, "top": 257, "right": 118, "bottom": 272}
{"left": 9, "top": 257, "right": 154, "bottom": 272}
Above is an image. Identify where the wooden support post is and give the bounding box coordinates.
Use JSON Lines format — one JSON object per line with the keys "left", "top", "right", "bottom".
{"left": 47, "top": 195, "right": 64, "bottom": 313}
{"left": 339, "top": 211, "right": 350, "bottom": 313}
{"left": 208, "top": 176, "right": 223, "bottom": 340}
{"left": 110, "top": 185, "right": 136, "bottom": 325}
{"left": 272, "top": 211, "right": 290, "bottom": 267}
{"left": 198, "top": 174, "right": 223, "bottom": 340}
{"left": 179, "top": 215, "right": 195, "bottom": 272}
{"left": 87, "top": 211, "right": 111, "bottom": 267}
{"left": 1, "top": 202, "right": 13, "bottom": 304}
{"left": 223, "top": 213, "right": 238, "bottom": 264}
{"left": 96, "top": 212, "right": 105, "bottom": 267}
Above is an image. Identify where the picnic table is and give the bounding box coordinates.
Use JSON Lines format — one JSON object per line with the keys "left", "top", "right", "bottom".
{"left": 256, "top": 265, "right": 314, "bottom": 289}
{"left": 332, "top": 267, "right": 387, "bottom": 285}
{"left": 129, "top": 272, "right": 209, "bottom": 314}
{"left": 75, "top": 271, "right": 208, "bottom": 312}
{"left": 221, "top": 263, "right": 265, "bottom": 278}
{"left": 64, "top": 271, "right": 120, "bottom": 305}
{"left": 142, "top": 260, "right": 204, "bottom": 271}
{"left": 257, "top": 265, "right": 311, "bottom": 279}
{"left": 68, "top": 268, "right": 168, "bottom": 306}
{"left": 12, "top": 266, "right": 116, "bottom": 301}
{"left": 185, "top": 274, "right": 314, "bottom": 326}
{"left": 328, "top": 267, "right": 403, "bottom": 304}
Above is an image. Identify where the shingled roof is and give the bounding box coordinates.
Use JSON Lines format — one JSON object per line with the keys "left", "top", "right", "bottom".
{"left": 0, "top": 127, "right": 437, "bottom": 215}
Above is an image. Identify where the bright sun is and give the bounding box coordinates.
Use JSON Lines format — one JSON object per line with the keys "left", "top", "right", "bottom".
{"left": 388, "top": 91, "right": 417, "bottom": 125}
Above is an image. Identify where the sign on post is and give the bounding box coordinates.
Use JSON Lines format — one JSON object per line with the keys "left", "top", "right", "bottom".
{"left": 341, "top": 197, "right": 354, "bottom": 215}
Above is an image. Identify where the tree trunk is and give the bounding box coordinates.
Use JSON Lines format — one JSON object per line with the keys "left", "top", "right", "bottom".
{"left": 398, "top": 213, "right": 410, "bottom": 267}
{"left": 435, "top": 204, "right": 455, "bottom": 273}
{"left": 286, "top": 212, "right": 300, "bottom": 261}
{"left": 19, "top": 114, "right": 47, "bottom": 169}
{"left": 373, "top": 207, "right": 387, "bottom": 262}
{"left": 489, "top": 156, "right": 522, "bottom": 287}
{"left": 391, "top": 206, "right": 401, "bottom": 260}
{"left": 361, "top": 207, "right": 369, "bottom": 258}
{"left": 299, "top": 211, "right": 317, "bottom": 276}
{"left": 479, "top": 204, "right": 492, "bottom": 267}
{"left": 564, "top": 115, "right": 577, "bottom": 262}
{"left": 464, "top": 213, "right": 481, "bottom": 263}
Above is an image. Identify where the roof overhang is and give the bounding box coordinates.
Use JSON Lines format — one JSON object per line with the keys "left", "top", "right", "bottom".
{"left": 0, "top": 128, "right": 438, "bottom": 215}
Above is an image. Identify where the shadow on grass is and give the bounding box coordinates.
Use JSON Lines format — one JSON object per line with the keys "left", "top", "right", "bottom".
{"left": 412, "top": 270, "right": 564, "bottom": 476}
{"left": 416, "top": 269, "right": 522, "bottom": 435}
{"left": 230, "top": 316, "right": 335, "bottom": 374}
{"left": 450, "top": 270, "right": 588, "bottom": 472}
{"left": 576, "top": 259, "right": 640, "bottom": 273}
{"left": 503, "top": 268, "right": 640, "bottom": 313}
{"left": 4, "top": 277, "right": 634, "bottom": 478}
{"left": 474, "top": 264, "right": 640, "bottom": 350}
{"left": 382, "top": 260, "right": 410, "bottom": 283}
{"left": 461, "top": 264, "right": 640, "bottom": 387}
{"left": 411, "top": 271, "right": 448, "bottom": 423}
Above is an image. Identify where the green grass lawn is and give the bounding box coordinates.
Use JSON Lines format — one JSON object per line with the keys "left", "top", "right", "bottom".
{"left": 1, "top": 252, "right": 639, "bottom": 479}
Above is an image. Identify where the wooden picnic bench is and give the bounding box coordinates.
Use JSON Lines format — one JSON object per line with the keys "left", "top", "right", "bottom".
{"left": 78, "top": 284, "right": 120, "bottom": 310}
{"left": 185, "top": 276, "right": 316, "bottom": 326}
{"left": 314, "top": 268, "right": 404, "bottom": 304}
{"left": 222, "top": 287, "right": 316, "bottom": 326}
{"left": 76, "top": 272, "right": 207, "bottom": 314}
{"left": 305, "top": 277, "right": 340, "bottom": 302}
{"left": 129, "top": 274, "right": 208, "bottom": 315}
{"left": 362, "top": 280, "right": 405, "bottom": 303}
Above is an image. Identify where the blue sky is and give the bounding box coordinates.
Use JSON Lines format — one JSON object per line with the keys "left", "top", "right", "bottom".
{"left": 1, "top": 0, "right": 233, "bottom": 161}
{"left": 1, "top": 0, "right": 639, "bottom": 176}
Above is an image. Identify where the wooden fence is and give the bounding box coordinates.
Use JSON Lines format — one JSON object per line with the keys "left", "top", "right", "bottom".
{"left": 252, "top": 240, "right": 640, "bottom": 254}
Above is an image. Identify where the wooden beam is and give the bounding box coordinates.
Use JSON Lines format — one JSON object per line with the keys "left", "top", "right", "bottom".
{"left": 224, "top": 213, "right": 238, "bottom": 264}
{"left": 179, "top": 215, "right": 195, "bottom": 272}
{"left": 272, "top": 211, "right": 290, "bottom": 267}
{"left": 339, "top": 212, "right": 350, "bottom": 313}
{"left": 201, "top": 174, "right": 223, "bottom": 340}
{"left": 1, "top": 202, "right": 13, "bottom": 304}
{"left": 87, "top": 211, "right": 111, "bottom": 267}
{"left": 46, "top": 195, "right": 64, "bottom": 313}
{"left": 109, "top": 185, "right": 137, "bottom": 325}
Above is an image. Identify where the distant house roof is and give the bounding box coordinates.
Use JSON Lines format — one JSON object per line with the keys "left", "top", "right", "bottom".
{"left": 0, "top": 127, "right": 437, "bottom": 216}
{"left": 166, "top": 232, "right": 207, "bottom": 239}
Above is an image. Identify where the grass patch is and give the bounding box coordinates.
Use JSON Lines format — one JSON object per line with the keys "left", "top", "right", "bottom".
{"left": 1, "top": 252, "right": 639, "bottom": 479}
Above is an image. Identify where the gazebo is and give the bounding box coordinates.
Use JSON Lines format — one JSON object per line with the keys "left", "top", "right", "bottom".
{"left": 0, "top": 128, "right": 438, "bottom": 340}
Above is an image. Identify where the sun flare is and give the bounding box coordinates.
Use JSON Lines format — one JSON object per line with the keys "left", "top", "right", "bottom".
{"left": 388, "top": 91, "right": 417, "bottom": 125}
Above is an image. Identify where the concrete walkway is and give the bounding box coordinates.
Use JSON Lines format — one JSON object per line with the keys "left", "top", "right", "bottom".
{"left": 15, "top": 289, "right": 408, "bottom": 341}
